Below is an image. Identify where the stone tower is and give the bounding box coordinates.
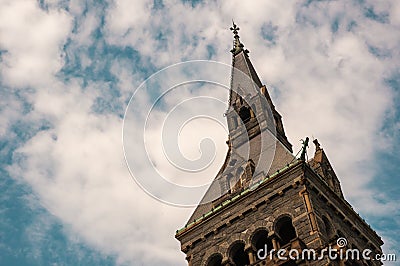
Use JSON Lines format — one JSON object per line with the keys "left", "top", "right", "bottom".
{"left": 175, "top": 23, "right": 383, "bottom": 266}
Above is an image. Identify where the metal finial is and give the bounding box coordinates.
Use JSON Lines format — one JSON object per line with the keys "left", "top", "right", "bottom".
{"left": 230, "top": 21, "right": 240, "bottom": 36}
{"left": 313, "top": 138, "right": 321, "bottom": 151}
{"left": 300, "top": 137, "right": 309, "bottom": 161}
{"left": 230, "top": 21, "right": 246, "bottom": 55}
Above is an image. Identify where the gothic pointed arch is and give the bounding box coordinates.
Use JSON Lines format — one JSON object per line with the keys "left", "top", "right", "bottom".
{"left": 321, "top": 215, "right": 335, "bottom": 240}
{"left": 275, "top": 215, "right": 297, "bottom": 246}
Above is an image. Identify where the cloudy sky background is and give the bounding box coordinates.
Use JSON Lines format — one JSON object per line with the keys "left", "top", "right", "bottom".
{"left": 1, "top": 0, "right": 399, "bottom": 265}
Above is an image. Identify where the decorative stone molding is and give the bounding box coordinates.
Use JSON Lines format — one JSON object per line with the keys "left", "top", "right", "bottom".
{"left": 226, "top": 238, "right": 247, "bottom": 258}
{"left": 244, "top": 219, "right": 270, "bottom": 244}
{"left": 201, "top": 247, "right": 224, "bottom": 266}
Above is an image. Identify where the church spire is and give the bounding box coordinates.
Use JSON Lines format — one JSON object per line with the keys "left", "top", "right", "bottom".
{"left": 175, "top": 26, "right": 384, "bottom": 266}
{"left": 178, "top": 23, "right": 294, "bottom": 226}
{"left": 228, "top": 22, "right": 292, "bottom": 152}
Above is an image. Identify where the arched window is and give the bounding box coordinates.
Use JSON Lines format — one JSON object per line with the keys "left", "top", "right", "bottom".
{"left": 229, "top": 242, "right": 249, "bottom": 266}
{"left": 336, "top": 230, "right": 346, "bottom": 240}
{"left": 230, "top": 167, "right": 243, "bottom": 191}
{"left": 322, "top": 215, "right": 334, "bottom": 238}
{"left": 226, "top": 173, "right": 234, "bottom": 190}
{"left": 240, "top": 160, "right": 255, "bottom": 184}
{"left": 251, "top": 229, "right": 273, "bottom": 260}
{"left": 246, "top": 159, "right": 255, "bottom": 175}
{"left": 239, "top": 106, "right": 251, "bottom": 123}
{"left": 235, "top": 94, "right": 243, "bottom": 106}
{"left": 275, "top": 216, "right": 297, "bottom": 246}
{"left": 206, "top": 253, "right": 222, "bottom": 266}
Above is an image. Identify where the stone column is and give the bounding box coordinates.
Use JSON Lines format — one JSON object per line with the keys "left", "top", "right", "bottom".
{"left": 272, "top": 237, "right": 279, "bottom": 251}
{"left": 246, "top": 248, "right": 255, "bottom": 264}
{"left": 221, "top": 258, "right": 232, "bottom": 266}
{"left": 300, "top": 188, "right": 318, "bottom": 232}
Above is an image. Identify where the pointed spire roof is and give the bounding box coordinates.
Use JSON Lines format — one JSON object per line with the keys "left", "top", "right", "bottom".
{"left": 309, "top": 139, "right": 344, "bottom": 199}
{"left": 228, "top": 22, "right": 292, "bottom": 152}
{"left": 229, "top": 21, "right": 262, "bottom": 88}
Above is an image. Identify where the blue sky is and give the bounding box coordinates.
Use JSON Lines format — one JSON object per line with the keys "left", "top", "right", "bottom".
{"left": 0, "top": 0, "right": 399, "bottom": 265}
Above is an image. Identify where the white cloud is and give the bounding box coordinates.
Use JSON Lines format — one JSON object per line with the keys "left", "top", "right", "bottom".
{"left": 0, "top": 0, "right": 72, "bottom": 88}
{"left": 9, "top": 82, "right": 193, "bottom": 265}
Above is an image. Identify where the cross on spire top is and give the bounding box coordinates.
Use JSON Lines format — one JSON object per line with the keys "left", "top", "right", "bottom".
{"left": 230, "top": 21, "right": 240, "bottom": 36}
{"left": 230, "top": 21, "right": 248, "bottom": 55}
